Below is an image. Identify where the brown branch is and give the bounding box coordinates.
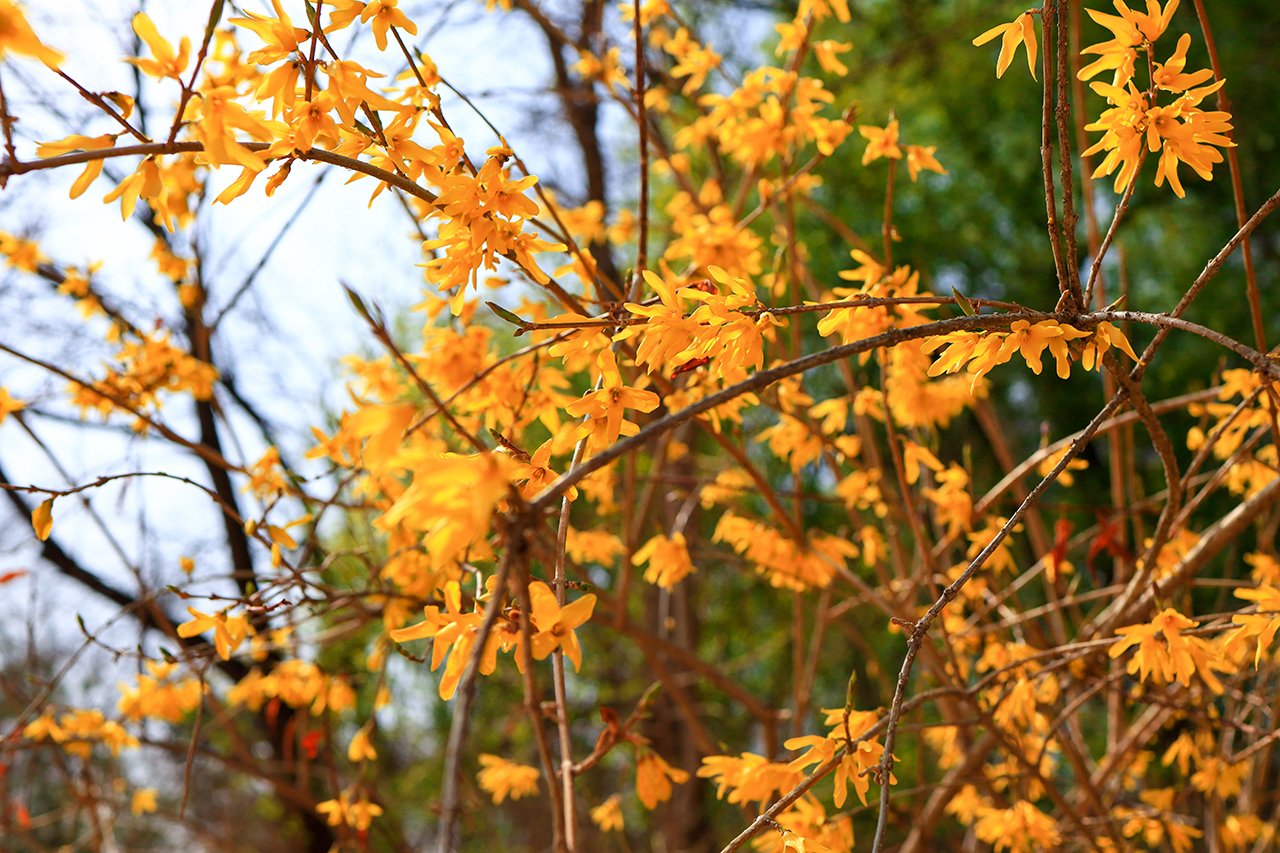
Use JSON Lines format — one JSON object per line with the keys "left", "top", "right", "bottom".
{"left": 1190, "top": 0, "right": 1265, "bottom": 355}
{"left": 1053, "top": 0, "right": 1083, "bottom": 310}
{"left": 54, "top": 68, "right": 150, "bottom": 142}
{"left": 1039, "top": 0, "right": 1070, "bottom": 308}
{"left": 530, "top": 311, "right": 1038, "bottom": 512}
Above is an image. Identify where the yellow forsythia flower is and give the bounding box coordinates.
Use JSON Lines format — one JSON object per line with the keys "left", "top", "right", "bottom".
{"left": 635, "top": 750, "right": 689, "bottom": 809}
{"left": 32, "top": 498, "right": 54, "bottom": 541}
{"left": 591, "top": 794, "right": 624, "bottom": 832}
{"left": 131, "top": 788, "right": 158, "bottom": 816}
{"left": 972, "top": 12, "right": 1037, "bottom": 80}
{"left": 476, "top": 754, "right": 540, "bottom": 804}
{"left": 0, "top": 0, "right": 63, "bottom": 66}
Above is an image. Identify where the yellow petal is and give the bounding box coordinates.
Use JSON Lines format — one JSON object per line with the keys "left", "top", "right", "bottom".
{"left": 1019, "top": 14, "right": 1038, "bottom": 81}
{"left": 972, "top": 21, "right": 1013, "bottom": 47}
{"left": 32, "top": 497, "right": 54, "bottom": 540}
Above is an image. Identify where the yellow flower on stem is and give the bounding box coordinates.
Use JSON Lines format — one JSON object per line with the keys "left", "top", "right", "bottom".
{"left": 176, "top": 607, "right": 249, "bottom": 661}
{"left": 632, "top": 532, "right": 696, "bottom": 589}
{"left": 1229, "top": 585, "right": 1280, "bottom": 667}
{"left": 1109, "top": 607, "right": 1233, "bottom": 694}
{"left": 836, "top": 249, "right": 885, "bottom": 286}
{"left": 0, "top": 0, "right": 63, "bottom": 67}
{"left": 31, "top": 497, "right": 54, "bottom": 540}
{"left": 858, "top": 120, "right": 901, "bottom": 165}
{"left": 1077, "top": 0, "right": 1179, "bottom": 87}
{"left": 997, "top": 319, "right": 1065, "bottom": 375}
{"left": 102, "top": 156, "right": 174, "bottom": 229}
{"left": 566, "top": 349, "right": 660, "bottom": 449}
{"left": 315, "top": 795, "right": 346, "bottom": 827}
{"left": 902, "top": 440, "right": 944, "bottom": 485}
{"left": 972, "top": 12, "right": 1037, "bottom": 80}
{"left": 615, "top": 270, "right": 698, "bottom": 372}
{"left": 316, "top": 788, "right": 383, "bottom": 831}
{"left": 1152, "top": 33, "right": 1214, "bottom": 93}
{"left": 347, "top": 796, "right": 383, "bottom": 831}
{"left": 591, "top": 794, "right": 624, "bottom": 831}
{"left": 325, "top": 0, "right": 367, "bottom": 34}
{"left": 476, "top": 754, "right": 540, "bottom": 803}
{"left": 1045, "top": 322, "right": 1091, "bottom": 378}
{"left": 528, "top": 580, "right": 596, "bottom": 671}
{"left": 229, "top": 0, "right": 308, "bottom": 66}
{"left": 0, "top": 385, "right": 25, "bottom": 424}
{"left": 905, "top": 144, "right": 947, "bottom": 182}
{"left": 635, "top": 748, "right": 689, "bottom": 809}
{"left": 190, "top": 86, "right": 273, "bottom": 173}
{"left": 0, "top": 231, "right": 47, "bottom": 272}
{"left": 125, "top": 12, "right": 189, "bottom": 81}
{"left": 347, "top": 723, "right": 377, "bottom": 762}
{"left": 130, "top": 788, "right": 158, "bottom": 816}
{"left": 1149, "top": 84, "right": 1234, "bottom": 198}
{"left": 512, "top": 438, "right": 578, "bottom": 501}
{"left": 360, "top": 0, "right": 417, "bottom": 51}
{"left": 388, "top": 581, "right": 489, "bottom": 700}
{"left": 1081, "top": 321, "right": 1140, "bottom": 370}
{"left": 812, "top": 40, "right": 852, "bottom": 76}
{"left": 663, "top": 27, "right": 721, "bottom": 95}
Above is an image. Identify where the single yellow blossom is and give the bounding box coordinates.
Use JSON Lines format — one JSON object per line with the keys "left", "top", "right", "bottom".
{"left": 565, "top": 349, "right": 660, "bottom": 449}
{"left": 591, "top": 794, "right": 624, "bottom": 831}
{"left": 347, "top": 723, "right": 377, "bottom": 762}
{"left": 125, "top": 12, "right": 189, "bottom": 80}
{"left": 360, "top": 0, "right": 417, "bottom": 51}
{"left": 0, "top": 385, "right": 26, "bottom": 423}
{"left": 31, "top": 497, "right": 54, "bottom": 541}
{"left": 131, "top": 788, "right": 158, "bottom": 816}
{"left": 973, "top": 12, "right": 1037, "bottom": 80}
{"left": 176, "top": 607, "right": 250, "bottom": 660}
{"left": 632, "top": 531, "right": 696, "bottom": 589}
{"left": 905, "top": 144, "right": 947, "bottom": 181}
{"left": 477, "top": 754, "right": 540, "bottom": 803}
{"left": 528, "top": 580, "right": 596, "bottom": 671}
{"left": 635, "top": 749, "right": 690, "bottom": 809}
{"left": 0, "top": 0, "right": 63, "bottom": 66}
{"left": 858, "top": 120, "right": 901, "bottom": 165}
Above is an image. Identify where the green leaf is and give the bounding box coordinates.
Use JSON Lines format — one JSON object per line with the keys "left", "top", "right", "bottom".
{"left": 343, "top": 284, "right": 372, "bottom": 321}
{"left": 487, "top": 301, "right": 529, "bottom": 330}
{"left": 952, "top": 286, "right": 976, "bottom": 316}
{"left": 202, "top": 0, "right": 226, "bottom": 45}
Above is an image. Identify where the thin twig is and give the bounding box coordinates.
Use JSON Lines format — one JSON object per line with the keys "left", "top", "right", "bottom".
{"left": 436, "top": 540, "right": 519, "bottom": 853}
{"left": 1039, "top": 0, "right": 1070, "bottom": 305}
{"left": 179, "top": 682, "right": 205, "bottom": 819}
{"left": 1190, "top": 0, "right": 1265, "bottom": 354}
{"left": 634, "top": 0, "right": 649, "bottom": 293}
{"left": 551, "top": 434, "right": 589, "bottom": 851}
{"left": 869, "top": 384, "right": 1129, "bottom": 853}
{"left": 1054, "top": 0, "right": 1083, "bottom": 309}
